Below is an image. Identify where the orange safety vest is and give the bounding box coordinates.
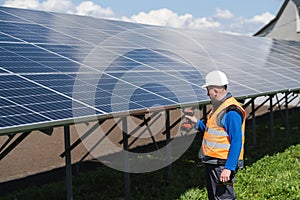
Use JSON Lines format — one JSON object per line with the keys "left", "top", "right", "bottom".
{"left": 201, "top": 97, "right": 246, "bottom": 160}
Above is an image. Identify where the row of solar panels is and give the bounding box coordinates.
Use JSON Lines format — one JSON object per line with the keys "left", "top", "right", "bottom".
{"left": 0, "top": 6, "right": 299, "bottom": 135}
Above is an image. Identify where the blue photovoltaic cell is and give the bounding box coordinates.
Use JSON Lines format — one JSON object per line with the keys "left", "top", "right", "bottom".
{"left": 0, "top": 6, "right": 299, "bottom": 134}
{"left": 0, "top": 97, "right": 18, "bottom": 107}
{"left": 0, "top": 9, "right": 29, "bottom": 23}
{"left": 0, "top": 32, "right": 21, "bottom": 42}
{"left": 0, "top": 74, "right": 102, "bottom": 126}
{"left": 0, "top": 43, "right": 87, "bottom": 73}
{"left": 37, "top": 44, "right": 88, "bottom": 61}
{"left": 129, "top": 87, "right": 176, "bottom": 109}
{"left": 0, "top": 22, "right": 49, "bottom": 43}
{"left": 0, "top": 112, "right": 49, "bottom": 128}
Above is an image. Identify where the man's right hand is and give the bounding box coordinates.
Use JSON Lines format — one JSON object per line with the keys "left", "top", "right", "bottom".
{"left": 185, "top": 115, "right": 197, "bottom": 124}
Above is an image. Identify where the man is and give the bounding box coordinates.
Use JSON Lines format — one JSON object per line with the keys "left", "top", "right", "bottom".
{"left": 185, "top": 70, "right": 246, "bottom": 200}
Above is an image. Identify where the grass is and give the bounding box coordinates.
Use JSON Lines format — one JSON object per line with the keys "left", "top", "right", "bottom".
{"left": 179, "top": 143, "right": 300, "bottom": 200}
{"left": 1, "top": 108, "right": 300, "bottom": 200}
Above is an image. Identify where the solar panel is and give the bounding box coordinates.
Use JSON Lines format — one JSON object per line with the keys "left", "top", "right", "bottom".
{"left": 0, "top": 6, "right": 299, "bottom": 135}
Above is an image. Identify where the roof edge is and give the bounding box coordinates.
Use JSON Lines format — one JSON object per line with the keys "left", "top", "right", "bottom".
{"left": 254, "top": 0, "right": 290, "bottom": 36}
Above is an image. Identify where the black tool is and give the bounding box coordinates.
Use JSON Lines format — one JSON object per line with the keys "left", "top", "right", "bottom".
{"left": 181, "top": 108, "right": 194, "bottom": 132}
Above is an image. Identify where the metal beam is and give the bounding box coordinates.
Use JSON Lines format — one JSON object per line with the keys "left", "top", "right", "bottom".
{"left": 122, "top": 117, "right": 130, "bottom": 200}
{"left": 202, "top": 105, "right": 207, "bottom": 121}
{"left": 64, "top": 125, "right": 73, "bottom": 200}
{"left": 288, "top": 93, "right": 299, "bottom": 105}
{"left": 165, "top": 110, "right": 172, "bottom": 180}
{"left": 285, "top": 92, "right": 289, "bottom": 135}
{"left": 78, "top": 118, "right": 122, "bottom": 163}
{"left": 0, "top": 131, "right": 31, "bottom": 160}
{"left": 60, "top": 120, "right": 105, "bottom": 158}
{"left": 119, "top": 112, "right": 160, "bottom": 145}
{"left": 0, "top": 134, "right": 16, "bottom": 153}
{"left": 142, "top": 114, "right": 162, "bottom": 150}
{"left": 246, "top": 96, "right": 270, "bottom": 120}
{"left": 251, "top": 98, "right": 256, "bottom": 146}
{"left": 128, "top": 112, "right": 162, "bottom": 148}
{"left": 269, "top": 95, "right": 274, "bottom": 141}
{"left": 242, "top": 98, "right": 252, "bottom": 110}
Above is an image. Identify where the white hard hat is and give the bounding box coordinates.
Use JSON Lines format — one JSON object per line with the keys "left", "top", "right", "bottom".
{"left": 202, "top": 70, "right": 229, "bottom": 88}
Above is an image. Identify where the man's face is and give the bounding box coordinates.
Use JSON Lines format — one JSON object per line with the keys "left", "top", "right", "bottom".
{"left": 206, "top": 86, "right": 217, "bottom": 101}
{"left": 206, "top": 85, "right": 225, "bottom": 102}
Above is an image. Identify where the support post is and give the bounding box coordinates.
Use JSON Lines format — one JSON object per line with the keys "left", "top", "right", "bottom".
{"left": 251, "top": 98, "right": 256, "bottom": 146}
{"left": 202, "top": 105, "right": 207, "bottom": 121}
{"left": 64, "top": 125, "right": 73, "bottom": 200}
{"left": 165, "top": 110, "right": 172, "bottom": 180}
{"left": 285, "top": 92, "right": 289, "bottom": 135}
{"left": 122, "top": 117, "right": 130, "bottom": 200}
{"left": 269, "top": 96, "right": 274, "bottom": 141}
{"left": 60, "top": 120, "right": 105, "bottom": 158}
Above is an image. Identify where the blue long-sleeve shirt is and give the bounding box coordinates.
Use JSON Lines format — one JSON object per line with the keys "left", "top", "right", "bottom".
{"left": 195, "top": 110, "right": 243, "bottom": 171}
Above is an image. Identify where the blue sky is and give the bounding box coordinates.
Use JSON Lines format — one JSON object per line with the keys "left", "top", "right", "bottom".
{"left": 0, "top": 0, "right": 285, "bottom": 35}
{"left": 89, "top": 0, "right": 283, "bottom": 19}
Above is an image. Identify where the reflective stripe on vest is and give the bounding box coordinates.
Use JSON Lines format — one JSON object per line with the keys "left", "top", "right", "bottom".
{"left": 202, "top": 97, "right": 246, "bottom": 160}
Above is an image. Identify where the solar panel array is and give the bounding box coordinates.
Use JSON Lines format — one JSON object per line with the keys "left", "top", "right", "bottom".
{"left": 0, "top": 6, "right": 299, "bottom": 135}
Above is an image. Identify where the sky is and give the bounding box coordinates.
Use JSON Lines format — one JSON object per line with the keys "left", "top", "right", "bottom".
{"left": 0, "top": 0, "right": 286, "bottom": 35}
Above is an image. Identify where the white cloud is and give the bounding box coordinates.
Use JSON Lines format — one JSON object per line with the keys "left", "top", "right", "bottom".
{"left": 3, "top": 0, "right": 40, "bottom": 9}
{"left": 2, "top": 0, "right": 275, "bottom": 35}
{"left": 41, "top": 0, "right": 73, "bottom": 13}
{"left": 122, "top": 8, "right": 274, "bottom": 35}
{"left": 122, "top": 8, "right": 220, "bottom": 30}
{"left": 249, "top": 12, "right": 275, "bottom": 24}
{"left": 3, "top": 0, "right": 114, "bottom": 18}
{"left": 214, "top": 8, "right": 234, "bottom": 19}
{"left": 189, "top": 17, "right": 220, "bottom": 29}
{"left": 122, "top": 8, "right": 189, "bottom": 27}
{"left": 220, "top": 12, "right": 275, "bottom": 36}
{"left": 73, "top": 1, "right": 114, "bottom": 18}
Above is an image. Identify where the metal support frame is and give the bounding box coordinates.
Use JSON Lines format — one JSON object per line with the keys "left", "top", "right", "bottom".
{"left": 0, "top": 134, "right": 16, "bottom": 153}
{"left": 119, "top": 112, "right": 160, "bottom": 145}
{"left": 289, "top": 93, "right": 300, "bottom": 105}
{"left": 1, "top": 95, "right": 298, "bottom": 200}
{"left": 269, "top": 95, "right": 274, "bottom": 141}
{"left": 246, "top": 97, "right": 269, "bottom": 120}
{"left": 122, "top": 117, "right": 130, "bottom": 200}
{"left": 78, "top": 118, "right": 122, "bottom": 164}
{"left": 163, "top": 112, "right": 183, "bottom": 135}
{"left": 165, "top": 110, "right": 172, "bottom": 180}
{"left": 273, "top": 94, "right": 282, "bottom": 112}
{"left": 64, "top": 125, "right": 73, "bottom": 200}
{"left": 242, "top": 98, "right": 252, "bottom": 110}
{"left": 126, "top": 112, "right": 161, "bottom": 147}
{"left": 0, "top": 131, "right": 31, "bottom": 160}
{"left": 60, "top": 120, "right": 105, "bottom": 158}
{"left": 251, "top": 98, "right": 256, "bottom": 146}
{"left": 285, "top": 92, "right": 289, "bottom": 135}
{"left": 202, "top": 105, "right": 207, "bottom": 121}
{"left": 272, "top": 92, "right": 298, "bottom": 112}
{"left": 142, "top": 114, "right": 163, "bottom": 152}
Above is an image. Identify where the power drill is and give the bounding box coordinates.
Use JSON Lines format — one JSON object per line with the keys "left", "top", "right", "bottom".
{"left": 181, "top": 108, "right": 194, "bottom": 132}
